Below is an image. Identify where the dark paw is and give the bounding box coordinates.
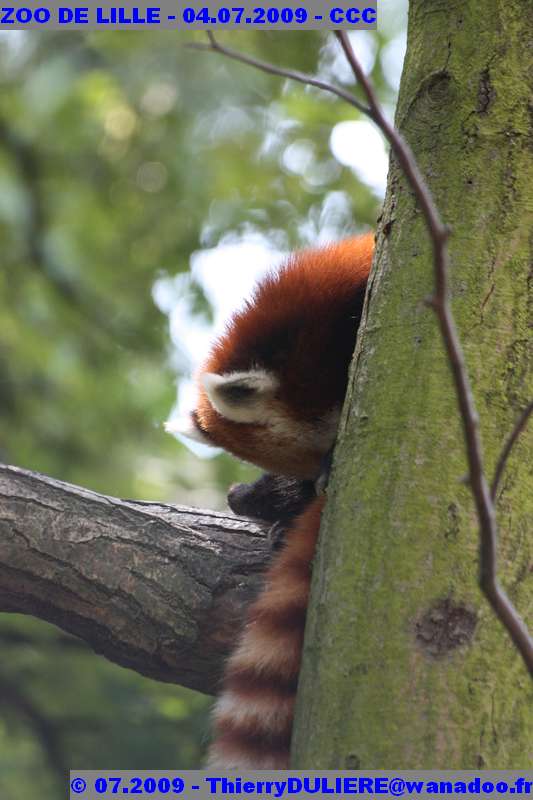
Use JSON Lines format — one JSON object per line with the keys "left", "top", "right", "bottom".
{"left": 227, "top": 474, "right": 316, "bottom": 523}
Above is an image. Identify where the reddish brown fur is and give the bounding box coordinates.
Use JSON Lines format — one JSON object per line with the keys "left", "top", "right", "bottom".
{"left": 196, "top": 234, "right": 374, "bottom": 477}
{"left": 195, "top": 236, "right": 374, "bottom": 768}
{"left": 207, "top": 497, "right": 324, "bottom": 769}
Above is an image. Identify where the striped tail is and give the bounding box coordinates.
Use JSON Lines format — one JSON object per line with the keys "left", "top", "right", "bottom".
{"left": 207, "top": 496, "right": 324, "bottom": 769}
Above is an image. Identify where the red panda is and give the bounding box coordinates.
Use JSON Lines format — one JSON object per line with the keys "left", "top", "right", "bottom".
{"left": 172, "top": 234, "right": 374, "bottom": 768}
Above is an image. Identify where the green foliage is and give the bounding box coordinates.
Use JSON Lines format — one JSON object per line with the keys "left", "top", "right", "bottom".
{"left": 0, "top": 26, "right": 399, "bottom": 796}
{"left": 0, "top": 616, "right": 210, "bottom": 798}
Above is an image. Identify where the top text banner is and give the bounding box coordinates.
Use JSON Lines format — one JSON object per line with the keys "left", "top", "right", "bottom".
{"left": 0, "top": 0, "right": 377, "bottom": 29}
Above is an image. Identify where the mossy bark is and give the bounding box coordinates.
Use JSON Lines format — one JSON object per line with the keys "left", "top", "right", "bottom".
{"left": 292, "top": 0, "right": 532, "bottom": 769}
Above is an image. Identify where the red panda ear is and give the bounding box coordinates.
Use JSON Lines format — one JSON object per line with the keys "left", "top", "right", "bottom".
{"left": 201, "top": 370, "right": 278, "bottom": 424}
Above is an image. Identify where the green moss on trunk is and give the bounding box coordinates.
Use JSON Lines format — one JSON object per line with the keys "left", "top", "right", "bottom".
{"left": 292, "top": 0, "right": 533, "bottom": 769}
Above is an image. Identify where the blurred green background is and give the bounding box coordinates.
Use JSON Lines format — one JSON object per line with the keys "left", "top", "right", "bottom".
{"left": 0, "top": 16, "right": 405, "bottom": 798}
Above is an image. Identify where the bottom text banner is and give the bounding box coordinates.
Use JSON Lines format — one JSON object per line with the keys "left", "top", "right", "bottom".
{"left": 69, "top": 771, "right": 533, "bottom": 800}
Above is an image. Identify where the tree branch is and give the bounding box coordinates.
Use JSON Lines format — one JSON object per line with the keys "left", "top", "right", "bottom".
{"left": 0, "top": 464, "right": 272, "bottom": 695}
{"left": 491, "top": 398, "right": 533, "bottom": 501}
{"left": 186, "top": 32, "right": 371, "bottom": 116}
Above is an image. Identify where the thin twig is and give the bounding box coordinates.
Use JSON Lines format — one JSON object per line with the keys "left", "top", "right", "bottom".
{"left": 186, "top": 32, "right": 372, "bottom": 116}
{"left": 193, "top": 31, "right": 533, "bottom": 675}
{"left": 491, "top": 399, "right": 533, "bottom": 501}
{"left": 334, "top": 33, "right": 450, "bottom": 251}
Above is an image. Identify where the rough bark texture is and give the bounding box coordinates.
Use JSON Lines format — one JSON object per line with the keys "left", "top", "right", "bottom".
{"left": 0, "top": 464, "right": 271, "bottom": 695}
{"left": 293, "top": 0, "right": 532, "bottom": 769}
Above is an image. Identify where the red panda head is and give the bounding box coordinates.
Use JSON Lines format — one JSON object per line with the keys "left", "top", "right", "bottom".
{"left": 170, "top": 234, "right": 374, "bottom": 479}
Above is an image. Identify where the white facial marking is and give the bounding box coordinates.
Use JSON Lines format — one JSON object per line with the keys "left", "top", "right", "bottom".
{"left": 164, "top": 416, "right": 211, "bottom": 444}
{"left": 201, "top": 369, "right": 279, "bottom": 423}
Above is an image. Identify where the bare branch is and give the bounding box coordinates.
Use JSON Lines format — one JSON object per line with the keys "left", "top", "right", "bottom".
{"left": 186, "top": 32, "right": 371, "bottom": 116}
{"left": 0, "top": 464, "right": 272, "bottom": 695}
{"left": 491, "top": 398, "right": 533, "bottom": 501}
{"left": 334, "top": 33, "right": 450, "bottom": 251}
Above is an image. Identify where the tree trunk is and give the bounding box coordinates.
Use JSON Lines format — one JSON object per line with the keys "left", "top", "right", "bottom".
{"left": 292, "top": 0, "right": 532, "bottom": 768}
